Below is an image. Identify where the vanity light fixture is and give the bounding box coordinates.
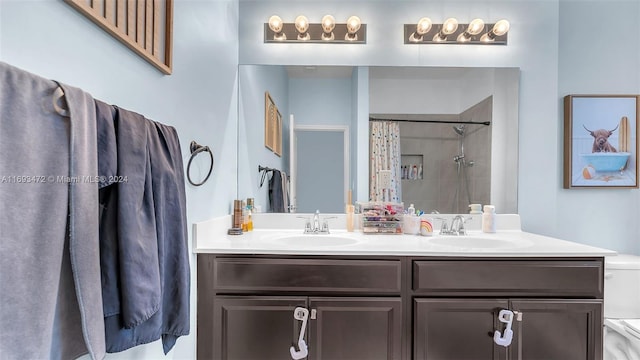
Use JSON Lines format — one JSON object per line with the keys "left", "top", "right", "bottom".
{"left": 404, "top": 18, "right": 509, "bottom": 45}
{"left": 264, "top": 15, "right": 366, "bottom": 43}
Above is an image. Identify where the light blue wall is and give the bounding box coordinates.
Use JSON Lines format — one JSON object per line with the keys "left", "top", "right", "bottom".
{"left": 1, "top": 0, "right": 239, "bottom": 358}
{"left": 557, "top": 0, "right": 640, "bottom": 254}
{"left": 289, "top": 77, "right": 353, "bottom": 126}
{"left": 238, "top": 65, "right": 289, "bottom": 211}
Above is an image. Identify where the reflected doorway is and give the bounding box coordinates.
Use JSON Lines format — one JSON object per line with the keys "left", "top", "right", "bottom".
{"left": 293, "top": 125, "right": 349, "bottom": 213}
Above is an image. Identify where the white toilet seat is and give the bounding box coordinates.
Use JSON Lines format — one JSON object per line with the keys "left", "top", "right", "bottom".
{"left": 605, "top": 319, "right": 640, "bottom": 360}
{"left": 622, "top": 319, "right": 640, "bottom": 340}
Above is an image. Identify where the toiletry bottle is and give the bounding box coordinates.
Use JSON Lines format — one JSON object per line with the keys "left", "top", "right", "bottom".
{"left": 345, "top": 189, "right": 355, "bottom": 232}
{"left": 346, "top": 204, "right": 355, "bottom": 232}
{"left": 242, "top": 207, "right": 248, "bottom": 232}
{"left": 482, "top": 205, "right": 496, "bottom": 233}
{"left": 233, "top": 200, "right": 243, "bottom": 231}
{"left": 408, "top": 203, "right": 415, "bottom": 215}
{"left": 246, "top": 210, "right": 253, "bottom": 231}
{"left": 418, "top": 164, "right": 423, "bottom": 180}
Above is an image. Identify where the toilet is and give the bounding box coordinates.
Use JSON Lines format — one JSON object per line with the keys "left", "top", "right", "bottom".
{"left": 604, "top": 254, "right": 640, "bottom": 360}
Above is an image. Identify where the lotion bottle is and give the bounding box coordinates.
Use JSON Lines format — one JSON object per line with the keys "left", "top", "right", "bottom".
{"left": 345, "top": 190, "right": 354, "bottom": 232}
{"left": 482, "top": 205, "right": 496, "bottom": 233}
{"left": 346, "top": 204, "right": 355, "bottom": 232}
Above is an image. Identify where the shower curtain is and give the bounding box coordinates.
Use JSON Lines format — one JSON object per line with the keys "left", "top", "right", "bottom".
{"left": 369, "top": 121, "right": 402, "bottom": 203}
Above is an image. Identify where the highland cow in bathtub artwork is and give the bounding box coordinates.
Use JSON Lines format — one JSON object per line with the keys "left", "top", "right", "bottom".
{"left": 583, "top": 124, "right": 618, "bottom": 153}
{"left": 564, "top": 95, "right": 639, "bottom": 189}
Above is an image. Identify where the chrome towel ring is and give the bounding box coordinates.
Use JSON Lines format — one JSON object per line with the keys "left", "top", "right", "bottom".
{"left": 187, "top": 141, "right": 213, "bottom": 186}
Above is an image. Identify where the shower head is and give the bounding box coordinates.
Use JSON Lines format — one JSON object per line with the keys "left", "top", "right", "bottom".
{"left": 453, "top": 124, "right": 465, "bottom": 136}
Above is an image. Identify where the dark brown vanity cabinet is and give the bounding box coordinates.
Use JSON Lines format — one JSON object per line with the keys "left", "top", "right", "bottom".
{"left": 198, "top": 255, "right": 604, "bottom": 360}
{"left": 412, "top": 259, "right": 604, "bottom": 360}
{"left": 198, "top": 255, "right": 404, "bottom": 360}
{"left": 414, "top": 298, "right": 510, "bottom": 360}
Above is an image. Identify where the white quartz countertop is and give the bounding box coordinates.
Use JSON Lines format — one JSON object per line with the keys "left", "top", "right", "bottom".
{"left": 193, "top": 214, "right": 616, "bottom": 257}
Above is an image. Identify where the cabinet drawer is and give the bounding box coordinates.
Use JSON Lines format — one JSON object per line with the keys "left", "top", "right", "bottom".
{"left": 413, "top": 259, "right": 603, "bottom": 297}
{"left": 214, "top": 257, "right": 402, "bottom": 294}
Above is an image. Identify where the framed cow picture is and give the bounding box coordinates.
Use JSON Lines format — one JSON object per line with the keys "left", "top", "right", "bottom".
{"left": 563, "top": 95, "right": 639, "bottom": 189}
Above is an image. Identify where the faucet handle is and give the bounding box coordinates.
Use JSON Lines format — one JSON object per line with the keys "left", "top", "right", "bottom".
{"left": 432, "top": 217, "right": 448, "bottom": 234}
{"left": 297, "top": 215, "right": 312, "bottom": 233}
{"left": 321, "top": 216, "right": 337, "bottom": 233}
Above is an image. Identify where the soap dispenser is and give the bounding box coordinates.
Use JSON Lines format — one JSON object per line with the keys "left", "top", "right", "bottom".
{"left": 482, "top": 205, "right": 496, "bottom": 233}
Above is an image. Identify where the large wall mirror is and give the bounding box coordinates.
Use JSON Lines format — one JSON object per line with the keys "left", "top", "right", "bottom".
{"left": 237, "top": 65, "right": 519, "bottom": 214}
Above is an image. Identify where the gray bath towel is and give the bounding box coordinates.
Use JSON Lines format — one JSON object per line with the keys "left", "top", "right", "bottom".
{"left": 0, "top": 62, "right": 106, "bottom": 360}
{"left": 95, "top": 103, "right": 190, "bottom": 354}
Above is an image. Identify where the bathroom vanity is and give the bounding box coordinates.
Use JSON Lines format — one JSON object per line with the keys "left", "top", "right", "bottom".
{"left": 194, "top": 214, "right": 614, "bottom": 360}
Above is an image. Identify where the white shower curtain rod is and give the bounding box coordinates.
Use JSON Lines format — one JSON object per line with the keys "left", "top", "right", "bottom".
{"left": 369, "top": 118, "right": 490, "bottom": 126}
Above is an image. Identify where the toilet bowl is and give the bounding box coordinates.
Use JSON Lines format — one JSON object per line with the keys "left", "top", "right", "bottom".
{"left": 604, "top": 254, "right": 640, "bottom": 360}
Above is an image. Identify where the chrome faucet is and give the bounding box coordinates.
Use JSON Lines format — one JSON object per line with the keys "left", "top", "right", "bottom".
{"left": 312, "top": 210, "right": 321, "bottom": 233}
{"left": 300, "top": 210, "right": 334, "bottom": 234}
{"left": 440, "top": 215, "right": 470, "bottom": 235}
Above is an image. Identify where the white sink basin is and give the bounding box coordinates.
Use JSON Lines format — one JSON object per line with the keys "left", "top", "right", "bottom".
{"left": 425, "top": 236, "right": 531, "bottom": 249}
{"left": 263, "top": 233, "right": 361, "bottom": 247}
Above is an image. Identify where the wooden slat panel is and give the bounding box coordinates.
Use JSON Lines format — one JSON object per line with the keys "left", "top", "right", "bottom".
{"left": 127, "top": 0, "right": 135, "bottom": 39}
{"left": 164, "top": 0, "right": 173, "bottom": 70}
{"left": 136, "top": 0, "right": 144, "bottom": 45}
{"left": 105, "top": 0, "right": 114, "bottom": 24}
{"left": 92, "top": 0, "right": 103, "bottom": 16}
{"left": 116, "top": 0, "right": 125, "bottom": 31}
{"left": 64, "top": 0, "right": 173, "bottom": 74}
{"left": 152, "top": 0, "right": 160, "bottom": 57}
{"left": 145, "top": 0, "right": 153, "bottom": 50}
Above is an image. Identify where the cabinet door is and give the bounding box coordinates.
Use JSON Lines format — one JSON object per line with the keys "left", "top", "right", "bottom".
{"left": 414, "top": 298, "right": 509, "bottom": 360}
{"left": 510, "top": 299, "right": 603, "bottom": 360}
{"left": 308, "top": 297, "right": 403, "bottom": 360}
{"left": 212, "top": 296, "right": 308, "bottom": 360}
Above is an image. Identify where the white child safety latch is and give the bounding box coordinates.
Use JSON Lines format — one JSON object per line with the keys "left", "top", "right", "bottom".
{"left": 494, "top": 309, "right": 515, "bottom": 347}
{"left": 290, "top": 307, "right": 309, "bottom": 360}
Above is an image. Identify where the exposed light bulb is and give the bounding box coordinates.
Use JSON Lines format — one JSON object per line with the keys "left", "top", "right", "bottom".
{"left": 321, "top": 15, "right": 335, "bottom": 32}
{"left": 346, "top": 16, "right": 361, "bottom": 33}
{"left": 492, "top": 19, "right": 510, "bottom": 36}
{"left": 294, "top": 15, "right": 310, "bottom": 40}
{"left": 268, "top": 15, "right": 283, "bottom": 33}
{"left": 442, "top": 18, "right": 458, "bottom": 35}
{"left": 467, "top": 18, "right": 485, "bottom": 35}
{"left": 321, "top": 15, "right": 335, "bottom": 40}
{"left": 457, "top": 18, "right": 485, "bottom": 42}
{"left": 268, "top": 15, "right": 286, "bottom": 40}
{"left": 480, "top": 19, "right": 510, "bottom": 42}
{"left": 416, "top": 17, "right": 432, "bottom": 35}
{"left": 345, "top": 15, "right": 362, "bottom": 41}
{"left": 409, "top": 17, "right": 432, "bottom": 42}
